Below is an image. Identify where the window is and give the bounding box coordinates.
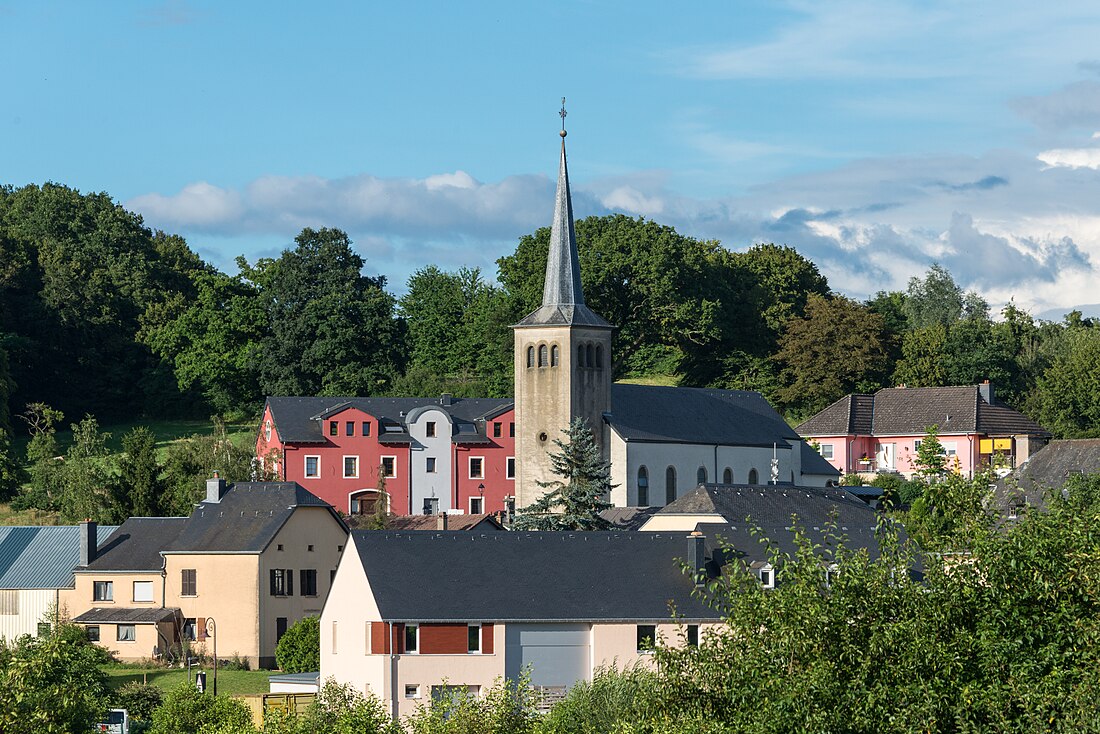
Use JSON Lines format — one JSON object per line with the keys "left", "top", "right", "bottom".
{"left": 362, "top": 421, "right": 372, "bottom": 436}
{"left": 551, "top": 344, "right": 560, "bottom": 366}
{"left": 577, "top": 344, "right": 587, "bottom": 368}
{"left": 470, "top": 497, "right": 484, "bottom": 514}
{"left": 331, "top": 621, "right": 338, "bottom": 653}
{"left": 526, "top": 346, "right": 535, "bottom": 368}
{"left": 344, "top": 455, "right": 359, "bottom": 478}
{"left": 469, "top": 457, "right": 484, "bottom": 479}
{"left": 133, "top": 581, "right": 153, "bottom": 603}
{"left": 426, "top": 457, "right": 437, "bottom": 473}
{"left": 538, "top": 344, "right": 548, "bottom": 367}
{"left": 1009, "top": 503, "right": 1026, "bottom": 520}
{"left": 942, "top": 442, "right": 958, "bottom": 457}
{"left": 493, "top": 422, "right": 502, "bottom": 438}
{"left": 819, "top": 443, "right": 834, "bottom": 459}
{"left": 182, "top": 618, "right": 196, "bottom": 641}
{"left": 665, "top": 466, "right": 677, "bottom": 505}
{"left": 467, "top": 624, "right": 481, "bottom": 653}
{"left": 381, "top": 456, "right": 397, "bottom": 478}
{"left": 37, "top": 622, "right": 51, "bottom": 637}
{"left": 404, "top": 624, "right": 419, "bottom": 653}
{"left": 117, "top": 624, "right": 136, "bottom": 642}
{"left": 723, "top": 467, "right": 732, "bottom": 484}
{"left": 697, "top": 466, "right": 707, "bottom": 485}
{"left": 595, "top": 345, "right": 604, "bottom": 369}
{"left": 748, "top": 468, "right": 759, "bottom": 485}
{"left": 637, "top": 466, "right": 649, "bottom": 506}
{"left": 509, "top": 422, "right": 515, "bottom": 438}
{"left": 426, "top": 421, "right": 436, "bottom": 438}
{"left": 301, "top": 569, "right": 318, "bottom": 597}
{"left": 304, "top": 455, "right": 320, "bottom": 478}
{"left": 506, "top": 457, "right": 515, "bottom": 480}
{"left": 264, "top": 420, "right": 272, "bottom": 442}
{"left": 405, "top": 684, "right": 421, "bottom": 699}
{"left": 93, "top": 581, "right": 113, "bottom": 602}
{"left": 181, "top": 569, "right": 197, "bottom": 597}
{"left": 759, "top": 565, "right": 775, "bottom": 589}
{"left": 329, "top": 421, "right": 338, "bottom": 436}
{"left": 0, "top": 590, "right": 19, "bottom": 616}
{"left": 277, "top": 617, "right": 288, "bottom": 642}
{"left": 86, "top": 625, "right": 100, "bottom": 642}
{"left": 308, "top": 544, "right": 314, "bottom": 551}
{"left": 686, "top": 625, "right": 699, "bottom": 647}
{"left": 277, "top": 544, "right": 284, "bottom": 551}
{"left": 270, "top": 569, "right": 293, "bottom": 596}
{"left": 824, "top": 564, "right": 839, "bottom": 588}
{"left": 586, "top": 344, "right": 595, "bottom": 368}
{"left": 637, "top": 624, "right": 656, "bottom": 652}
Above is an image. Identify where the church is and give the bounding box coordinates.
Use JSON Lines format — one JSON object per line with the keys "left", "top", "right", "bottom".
{"left": 255, "top": 117, "right": 838, "bottom": 517}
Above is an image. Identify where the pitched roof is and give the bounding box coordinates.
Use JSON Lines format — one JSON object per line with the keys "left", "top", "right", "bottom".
{"left": 72, "top": 607, "right": 180, "bottom": 624}
{"left": 266, "top": 396, "right": 514, "bottom": 444}
{"left": 800, "top": 441, "right": 842, "bottom": 477}
{"left": 0, "top": 525, "right": 117, "bottom": 589}
{"left": 374, "top": 514, "right": 505, "bottom": 532}
{"left": 84, "top": 518, "right": 187, "bottom": 571}
{"left": 797, "top": 386, "right": 1048, "bottom": 437}
{"left": 349, "top": 530, "right": 721, "bottom": 622}
{"left": 164, "top": 482, "right": 345, "bottom": 553}
{"left": 992, "top": 439, "right": 1100, "bottom": 514}
{"left": 609, "top": 384, "right": 799, "bottom": 447}
{"left": 600, "top": 506, "right": 662, "bottom": 530}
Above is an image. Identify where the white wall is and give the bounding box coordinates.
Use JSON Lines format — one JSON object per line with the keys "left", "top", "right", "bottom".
{"left": 407, "top": 408, "right": 454, "bottom": 513}
{"left": 0, "top": 589, "right": 58, "bottom": 641}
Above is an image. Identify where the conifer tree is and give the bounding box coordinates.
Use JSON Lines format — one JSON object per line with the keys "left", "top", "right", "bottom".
{"left": 513, "top": 418, "right": 614, "bottom": 531}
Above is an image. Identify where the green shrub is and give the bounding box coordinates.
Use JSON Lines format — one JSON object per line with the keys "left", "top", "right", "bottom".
{"left": 404, "top": 677, "right": 537, "bottom": 734}
{"left": 276, "top": 616, "right": 319, "bottom": 673}
{"left": 263, "top": 679, "right": 397, "bottom": 734}
{"left": 149, "top": 684, "right": 256, "bottom": 734}
{"left": 114, "top": 681, "right": 165, "bottom": 723}
{"left": 536, "top": 664, "right": 661, "bottom": 734}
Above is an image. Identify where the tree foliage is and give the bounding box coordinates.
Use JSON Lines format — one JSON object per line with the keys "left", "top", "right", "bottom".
{"left": 275, "top": 615, "right": 320, "bottom": 673}
{"left": 149, "top": 683, "right": 255, "bottom": 734}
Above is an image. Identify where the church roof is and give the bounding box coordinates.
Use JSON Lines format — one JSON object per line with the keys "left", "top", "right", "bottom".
{"left": 515, "top": 123, "right": 611, "bottom": 330}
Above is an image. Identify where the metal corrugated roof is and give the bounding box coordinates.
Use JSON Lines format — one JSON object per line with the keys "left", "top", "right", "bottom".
{"left": 0, "top": 525, "right": 118, "bottom": 589}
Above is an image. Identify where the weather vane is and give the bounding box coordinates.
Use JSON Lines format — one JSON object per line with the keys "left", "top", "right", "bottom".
{"left": 560, "top": 97, "right": 567, "bottom": 136}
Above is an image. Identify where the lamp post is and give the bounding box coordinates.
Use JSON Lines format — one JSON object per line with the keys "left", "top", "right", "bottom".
{"left": 205, "top": 617, "right": 217, "bottom": 696}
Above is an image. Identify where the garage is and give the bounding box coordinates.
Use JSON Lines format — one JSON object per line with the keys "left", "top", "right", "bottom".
{"left": 504, "top": 624, "right": 591, "bottom": 688}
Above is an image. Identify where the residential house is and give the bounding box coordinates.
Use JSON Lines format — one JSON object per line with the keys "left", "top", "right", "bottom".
{"left": 66, "top": 479, "right": 348, "bottom": 667}
{"left": 320, "top": 530, "right": 722, "bottom": 718}
{"left": 797, "top": 383, "right": 1050, "bottom": 479}
{"left": 991, "top": 438, "right": 1100, "bottom": 520}
{"left": 0, "top": 523, "right": 116, "bottom": 642}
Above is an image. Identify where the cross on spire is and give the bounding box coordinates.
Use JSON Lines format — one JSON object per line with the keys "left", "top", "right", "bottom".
{"left": 560, "top": 97, "right": 567, "bottom": 136}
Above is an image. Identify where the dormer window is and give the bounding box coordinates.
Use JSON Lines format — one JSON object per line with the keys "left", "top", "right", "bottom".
{"left": 759, "top": 564, "right": 775, "bottom": 589}
{"left": 426, "top": 422, "right": 436, "bottom": 438}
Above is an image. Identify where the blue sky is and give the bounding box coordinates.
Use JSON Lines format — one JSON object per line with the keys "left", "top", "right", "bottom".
{"left": 4, "top": 1, "right": 1100, "bottom": 318}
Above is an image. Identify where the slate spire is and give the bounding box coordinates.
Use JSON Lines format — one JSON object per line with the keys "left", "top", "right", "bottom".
{"left": 542, "top": 121, "right": 586, "bottom": 308}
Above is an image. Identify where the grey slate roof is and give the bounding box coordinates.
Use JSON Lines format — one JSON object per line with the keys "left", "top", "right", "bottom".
{"left": 992, "top": 439, "right": 1100, "bottom": 514}
{"left": 609, "top": 384, "right": 799, "bottom": 447}
{"left": 0, "top": 525, "right": 117, "bottom": 589}
{"left": 600, "top": 506, "right": 662, "bottom": 531}
{"left": 72, "top": 607, "right": 180, "bottom": 624}
{"left": 84, "top": 518, "right": 187, "bottom": 571}
{"left": 797, "top": 386, "right": 1048, "bottom": 437}
{"left": 266, "top": 396, "right": 514, "bottom": 444}
{"left": 800, "top": 441, "right": 842, "bottom": 478}
{"left": 165, "top": 482, "right": 344, "bottom": 553}
{"left": 350, "top": 530, "right": 721, "bottom": 622}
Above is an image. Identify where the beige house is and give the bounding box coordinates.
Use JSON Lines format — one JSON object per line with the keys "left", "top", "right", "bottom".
{"left": 67, "top": 479, "right": 348, "bottom": 667}
{"left": 321, "top": 530, "right": 722, "bottom": 719}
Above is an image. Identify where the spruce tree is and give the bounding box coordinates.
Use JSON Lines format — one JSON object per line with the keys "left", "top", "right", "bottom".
{"left": 513, "top": 418, "right": 614, "bottom": 531}
{"left": 114, "top": 427, "right": 164, "bottom": 518}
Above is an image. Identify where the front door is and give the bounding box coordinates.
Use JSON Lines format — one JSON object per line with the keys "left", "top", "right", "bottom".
{"left": 877, "top": 443, "right": 895, "bottom": 471}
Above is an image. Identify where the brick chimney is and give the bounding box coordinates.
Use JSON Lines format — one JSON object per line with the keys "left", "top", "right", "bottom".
{"left": 206, "top": 472, "right": 227, "bottom": 503}
{"left": 79, "top": 520, "right": 98, "bottom": 566}
{"left": 436, "top": 512, "right": 449, "bottom": 531}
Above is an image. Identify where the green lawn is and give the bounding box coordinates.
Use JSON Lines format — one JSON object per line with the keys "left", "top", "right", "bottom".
{"left": 104, "top": 666, "right": 273, "bottom": 696}
{"left": 12, "top": 417, "right": 256, "bottom": 462}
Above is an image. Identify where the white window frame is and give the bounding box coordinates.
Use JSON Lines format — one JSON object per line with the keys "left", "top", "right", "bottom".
{"left": 132, "top": 580, "right": 154, "bottom": 603}
{"left": 468, "top": 456, "right": 485, "bottom": 479}
{"left": 942, "top": 441, "right": 958, "bottom": 457}
{"left": 819, "top": 443, "right": 834, "bottom": 459}
{"left": 506, "top": 456, "right": 515, "bottom": 480}
{"left": 404, "top": 623, "right": 419, "bottom": 654}
{"left": 405, "top": 684, "right": 421, "bottom": 699}
{"left": 759, "top": 564, "right": 776, "bottom": 589}
{"left": 304, "top": 455, "right": 320, "bottom": 479}
{"left": 426, "top": 457, "right": 437, "bottom": 473}
{"left": 117, "top": 624, "right": 136, "bottom": 642}
{"left": 343, "top": 455, "right": 359, "bottom": 479}
{"left": 381, "top": 456, "right": 397, "bottom": 479}
{"left": 264, "top": 420, "right": 272, "bottom": 442}
{"left": 469, "top": 496, "right": 484, "bottom": 515}
{"left": 467, "top": 623, "right": 482, "bottom": 654}
{"left": 93, "top": 580, "right": 113, "bottom": 602}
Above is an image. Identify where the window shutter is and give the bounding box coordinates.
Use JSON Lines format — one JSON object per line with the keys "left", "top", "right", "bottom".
{"left": 300, "top": 569, "right": 306, "bottom": 595}
{"left": 270, "top": 569, "right": 278, "bottom": 596}
{"left": 197, "top": 617, "right": 207, "bottom": 640}
{"left": 286, "top": 569, "right": 293, "bottom": 596}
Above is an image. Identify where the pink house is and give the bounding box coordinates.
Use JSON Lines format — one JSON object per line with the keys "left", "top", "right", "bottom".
{"left": 796, "top": 383, "right": 1050, "bottom": 479}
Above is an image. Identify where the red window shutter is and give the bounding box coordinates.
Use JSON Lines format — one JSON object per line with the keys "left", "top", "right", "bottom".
{"left": 482, "top": 624, "right": 494, "bottom": 654}
{"left": 197, "top": 617, "right": 207, "bottom": 640}
{"left": 370, "top": 622, "right": 388, "bottom": 654}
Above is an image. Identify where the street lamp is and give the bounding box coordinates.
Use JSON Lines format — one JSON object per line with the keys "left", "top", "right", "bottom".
{"left": 205, "top": 618, "right": 217, "bottom": 696}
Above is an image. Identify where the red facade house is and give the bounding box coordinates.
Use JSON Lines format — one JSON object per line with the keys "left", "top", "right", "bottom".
{"left": 257, "top": 396, "right": 516, "bottom": 517}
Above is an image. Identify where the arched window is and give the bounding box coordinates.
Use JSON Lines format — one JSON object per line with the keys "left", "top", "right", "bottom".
{"left": 665, "top": 466, "right": 677, "bottom": 505}
{"left": 697, "top": 466, "right": 707, "bottom": 485}
{"left": 723, "top": 467, "right": 732, "bottom": 484}
{"left": 637, "top": 466, "right": 649, "bottom": 506}
{"left": 526, "top": 346, "right": 535, "bottom": 368}
{"left": 551, "top": 344, "right": 560, "bottom": 367}
{"left": 538, "top": 344, "right": 548, "bottom": 367}
{"left": 577, "top": 344, "right": 587, "bottom": 368}
{"left": 586, "top": 344, "right": 595, "bottom": 369}
{"left": 748, "top": 468, "right": 759, "bottom": 485}
{"left": 595, "top": 345, "right": 604, "bottom": 370}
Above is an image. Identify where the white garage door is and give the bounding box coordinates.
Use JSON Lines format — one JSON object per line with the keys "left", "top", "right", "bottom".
{"left": 504, "top": 624, "right": 591, "bottom": 688}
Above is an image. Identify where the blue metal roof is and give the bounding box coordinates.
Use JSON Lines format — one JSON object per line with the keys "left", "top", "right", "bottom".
{"left": 0, "top": 525, "right": 117, "bottom": 589}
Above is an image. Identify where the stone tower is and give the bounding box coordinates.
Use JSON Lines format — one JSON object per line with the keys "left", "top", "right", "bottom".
{"left": 512, "top": 117, "right": 614, "bottom": 510}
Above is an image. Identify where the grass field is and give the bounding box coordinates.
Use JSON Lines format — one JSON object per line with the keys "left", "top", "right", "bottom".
{"left": 12, "top": 417, "right": 256, "bottom": 462}
{"left": 104, "top": 666, "right": 273, "bottom": 696}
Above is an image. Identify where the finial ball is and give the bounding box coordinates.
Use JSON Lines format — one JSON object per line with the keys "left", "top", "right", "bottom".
{"left": 560, "top": 129, "right": 567, "bottom": 138}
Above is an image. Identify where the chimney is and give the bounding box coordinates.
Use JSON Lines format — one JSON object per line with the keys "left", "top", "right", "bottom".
{"left": 978, "top": 380, "right": 994, "bottom": 405}
{"left": 688, "top": 531, "right": 707, "bottom": 587}
{"left": 440, "top": 393, "right": 453, "bottom": 406}
{"left": 423, "top": 497, "right": 439, "bottom": 515}
{"left": 436, "top": 512, "right": 449, "bottom": 531}
{"left": 206, "top": 472, "right": 227, "bottom": 503}
{"left": 80, "top": 520, "right": 98, "bottom": 566}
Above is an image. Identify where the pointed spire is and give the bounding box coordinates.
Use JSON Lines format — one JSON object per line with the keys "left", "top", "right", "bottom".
{"left": 541, "top": 111, "right": 586, "bottom": 308}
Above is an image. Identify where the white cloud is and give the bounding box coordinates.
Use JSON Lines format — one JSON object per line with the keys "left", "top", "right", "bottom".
{"left": 130, "top": 182, "right": 242, "bottom": 228}
{"left": 1037, "top": 147, "right": 1100, "bottom": 170}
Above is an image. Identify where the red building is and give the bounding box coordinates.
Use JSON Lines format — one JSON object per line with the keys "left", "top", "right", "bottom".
{"left": 257, "top": 396, "right": 516, "bottom": 517}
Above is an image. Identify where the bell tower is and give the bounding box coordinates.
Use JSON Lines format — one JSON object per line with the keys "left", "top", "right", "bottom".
{"left": 513, "top": 101, "right": 614, "bottom": 510}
